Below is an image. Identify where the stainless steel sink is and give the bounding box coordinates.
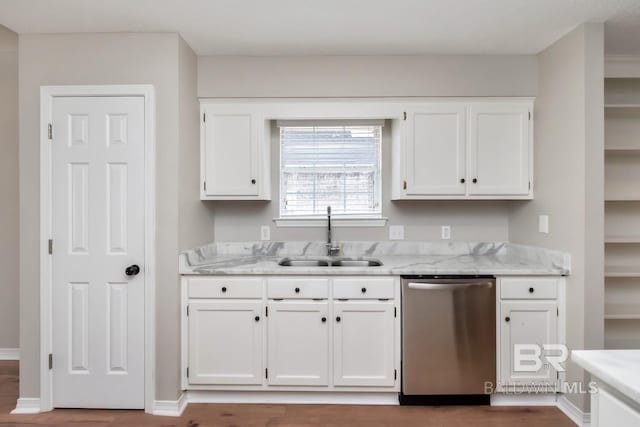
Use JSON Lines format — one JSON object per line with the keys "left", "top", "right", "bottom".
{"left": 277, "top": 257, "right": 383, "bottom": 267}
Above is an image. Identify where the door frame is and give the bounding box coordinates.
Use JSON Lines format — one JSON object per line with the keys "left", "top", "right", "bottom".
{"left": 39, "top": 85, "right": 156, "bottom": 412}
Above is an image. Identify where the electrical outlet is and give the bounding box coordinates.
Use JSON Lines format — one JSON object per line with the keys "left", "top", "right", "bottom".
{"left": 538, "top": 215, "right": 549, "bottom": 234}
{"left": 441, "top": 225, "right": 451, "bottom": 240}
{"left": 389, "top": 225, "right": 405, "bottom": 240}
{"left": 260, "top": 225, "right": 271, "bottom": 241}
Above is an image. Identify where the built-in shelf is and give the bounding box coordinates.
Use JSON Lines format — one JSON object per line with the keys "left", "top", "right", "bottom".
{"left": 605, "top": 104, "right": 640, "bottom": 108}
{"left": 605, "top": 237, "right": 640, "bottom": 243}
{"left": 605, "top": 147, "right": 640, "bottom": 152}
{"left": 605, "top": 319, "right": 640, "bottom": 349}
{"left": 605, "top": 266, "right": 640, "bottom": 277}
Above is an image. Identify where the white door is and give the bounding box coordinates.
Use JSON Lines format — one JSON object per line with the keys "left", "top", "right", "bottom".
{"left": 202, "top": 106, "right": 259, "bottom": 196}
{"left": 404, "top": 105, "right": 467, "bottom": 196}
{"left": 333, "top": 302, "right": 395, "bottom": 387}
{"left": 468, "top": 103, "right": 530, "bottom": 196}
{"left": 51, "top": 96, "right": 145, "bottom": 408}
{"left": 188, "top": 301, "right": 263, "bottom": 385}
{"left": 267, "top": 301, "right": 329, "bottom": 386}
{"left": 500, "top": 301, "right": 558, "bottom": 386}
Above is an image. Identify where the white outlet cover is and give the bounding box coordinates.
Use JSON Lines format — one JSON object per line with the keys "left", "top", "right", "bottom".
{"left": 389, "top": 225, "right": 405, "bottom": 240}
{"left": 441, "top": 225, "right": 451, "bottom": 240}
{"left": 538, "top": 215, "right": 549, "bottom": 234}
{"left": 260, "top": 225, "right": 271, "bottom": 241}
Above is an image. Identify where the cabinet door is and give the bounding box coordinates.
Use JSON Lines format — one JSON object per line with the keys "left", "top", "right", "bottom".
{"left": 333, "top": 302, "right": 396, "bottom": 387}
{"left": 267, "top": 301, "right": 329, "bottom": 386}
{"left": 405, "top": 104, "right": 467, "bottom": 196}
{"left": 188, "top": 301, "right": 263, "bottom": 385}
{"left": 499, "top": 301, "right": 558, "bottom": 386}
{"left": 468, "top": 103, "right": 531, "bottom": 196}
{"left": 202, "top": 107, "right": 259, "bottom": 196}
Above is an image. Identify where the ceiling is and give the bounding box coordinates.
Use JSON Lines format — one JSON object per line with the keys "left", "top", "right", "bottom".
{"left": 1, "top": 0, "right": 639, "bottom": 55}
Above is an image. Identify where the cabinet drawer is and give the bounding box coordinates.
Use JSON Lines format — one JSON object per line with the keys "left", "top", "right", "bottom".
{"left": 333, "top": 278, "right": 395, "bottom": 299}
{"left": 187, "top": 277, "right": 263, "bottom": 299}
{"left": 500, "top": 278, "right": 558, "bottom": 300}
{"left": 267, "top": 278, "right": 329, "bottom": 299}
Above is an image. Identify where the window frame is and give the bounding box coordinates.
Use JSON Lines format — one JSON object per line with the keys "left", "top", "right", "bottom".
{"left": 276, "top": 121, "right": 386, "bottom": 226}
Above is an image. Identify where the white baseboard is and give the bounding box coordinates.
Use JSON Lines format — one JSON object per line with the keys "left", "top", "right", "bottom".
{"left": 491, "top": 393, "right": 557, "bottom": 406}
{"left": 10, "top": 398, "right": 41, "bottom": 414}
{"left": 187, "top": 390, "right": 399, "bottom": 405}
{"left": 152, "top": 393, "right": 187, "bottom": 417}
{"left": 557, "top": 395, "right": 591, "bottom": 427}
{"left": 0, "top": 348, "right": 19, "bottom": 361}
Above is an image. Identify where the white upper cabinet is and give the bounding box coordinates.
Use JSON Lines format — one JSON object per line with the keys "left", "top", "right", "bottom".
{"left": 404, "top": 104, "right": 467, "bottom": 196}
{"left": 394, "top": 99, "right": 533, "bottom": 200}
{"left": 200, "top": 102, "right": 270, "bottom": 200}
{"left": 468, "top": 103, "right": 531, "bottom": 196}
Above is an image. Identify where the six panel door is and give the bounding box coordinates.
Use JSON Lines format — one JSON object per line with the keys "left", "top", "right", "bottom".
{"left": 333, "top": 301, "right": 396, "bottom": 387}
{"left": 468, "top": 103, "right": 531, "bottom": 196}
{"left": 499, "top": 300, "right": 558, "bottom": 386}
{"left": 51, "top": 96, "right": 145, "bottom": 408}
{"left": 267, "top": 301, "right": 329, "bottom": 386}
{"left": 188, "top": 301, "right": 263, "bottom": 385}
{"left": 405, "top": 104, "right": 467, "bottom": 196}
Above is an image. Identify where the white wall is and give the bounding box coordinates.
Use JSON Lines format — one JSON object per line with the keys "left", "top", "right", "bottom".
{"left": 509, "top": 23, "right": 604, "bottom": 411}
{"left": 199, "top": 54, "right": 538, "bottom": 242}
{"left": 0, "top": 25, "right": 19, "bottom": 351}
{"left": 18, "top": 32, "right": 213, "bottom": 402}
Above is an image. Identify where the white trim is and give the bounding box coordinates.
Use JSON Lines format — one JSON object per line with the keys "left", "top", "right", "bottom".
{"left": 11, "top": 398, "right": 42, "bottom": 414}
{"left": 152, "top": 393, "right": 188, "bottom": 417}
{"left": 39, "top": 85, "right": 156, "bottom": 413}
{"left": 274, "top": 217, "right": 388, "bottom": 228}
{"left": 557, "top": 394, "right": 591, "bottom": 427}
{"left": 0, "top": 348, "right": 19, "bottom": 360}
{"left": 187, "top": 390, "right": 399, "bottom": 405}
{"left": 605, "top": 55, "right": 640, "bottom": 78}
{"left": 490, "top": 393, "right": 557, "bottom": 406}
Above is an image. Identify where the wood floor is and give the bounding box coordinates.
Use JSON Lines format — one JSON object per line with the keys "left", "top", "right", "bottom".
{"left": 0, "top": 361, "right": 575, "bottom": 426}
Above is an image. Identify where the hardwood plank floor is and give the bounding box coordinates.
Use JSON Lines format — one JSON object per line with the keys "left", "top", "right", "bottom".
{"left": 0, "top": 361, "right": 575, "bottom": 426}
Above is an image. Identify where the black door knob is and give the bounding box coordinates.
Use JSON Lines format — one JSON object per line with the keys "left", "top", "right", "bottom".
{"left": 505, "top": 316, "right": 511, "bottom": 322}
{"left": 125, "top": 265, "right": 140, "bottom": 276}
{"left": 251, "top": 179, "right": 256, "bottom": 184}
{"left": 336, "top": 316, "right": 341, "bottom": 322}
{"left": 472, "top": 178, "right": 478, "bottom": 183}
{"left": 529, "top": 287, "right": 535, "bottom": 293}
{"left": 460, "top": 178, "right": 465, "bottom": 183}
{"left": 361, "top": 287, "right": 367, "bottom": 293}
{"left": 321, "top": 317, "right": 327, "bottom": 323}
{"left": 295, "top": 287, "right": 300, "bottom": 293}
{"left": 255, "top": 316, "right": 260, "bottom": 322}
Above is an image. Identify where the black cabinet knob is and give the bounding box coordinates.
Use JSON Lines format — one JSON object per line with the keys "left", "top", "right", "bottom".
{"left": 460, "top": 178, "right": 465, "bottom": 184}
{"left": 336, "top": 316, "right": 341, "bottom": 322}
{"left": 361, "top": 287, "right": 367, "bottom": 293}
{"left": 255, "top": 316, "right": 260, "bottom": 322}
{"left": 505, "top": 316, "right": 511, "bottom": 322}
{"left": 529, "top": 287, "right": 535, "bottom": 293}
{"left": 472, "top": 178, "right": 478, "bottom": 183}
{"left": 295, "top": 287, "right": 300, "bottom": 293}
{"left": 125, "top": 265, "right": 140, "bottom": 276}
{"left": 251, "top": 179, "right": 256, "bottom": 184}
{"left": 221, "top": 286, "right": 227, "bottom": 293}
{"left": 321, "top": 317, "right": 327, "bottom": 323}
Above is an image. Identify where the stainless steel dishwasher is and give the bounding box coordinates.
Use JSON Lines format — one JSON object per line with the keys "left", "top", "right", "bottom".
{"left": 400, "top": 276, "right": 496, "bottom": 405}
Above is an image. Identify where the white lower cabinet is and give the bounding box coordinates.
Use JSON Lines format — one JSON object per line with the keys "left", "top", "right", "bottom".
{"left": 183, "top": 275, "right": 400, "bottom": 392}
{"left": 333, "top": 301, "right": 396, "bottom": 387}
{"left": 497, "top": 277, "right": 565, "bottom": 391}
{"left": 267, "top": 301, "right": 330, "bottom": 386}
{"left": 188, "top": 301, "right": 263, "bottom": 385}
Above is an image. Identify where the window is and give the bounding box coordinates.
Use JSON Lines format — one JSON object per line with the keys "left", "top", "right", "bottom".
{"left": 279, "top": 121, "right": 382, "bottom": 219}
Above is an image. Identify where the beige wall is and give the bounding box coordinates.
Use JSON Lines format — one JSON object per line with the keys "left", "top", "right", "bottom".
{"left": 18, "top": 32, "right": 212, "bottom": 402}
{"left": 199, "top": 54, "right": 538, "bottom": 242}
{"left": 509, "top": 23, "right": 604, "bottom": 411}
{"left": 0, "top": 25, "right": 19, "bottom": 350}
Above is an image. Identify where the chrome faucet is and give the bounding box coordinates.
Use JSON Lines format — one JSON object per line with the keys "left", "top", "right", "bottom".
{"left": 326, "top": 206, "right": 340, "bottom": 256}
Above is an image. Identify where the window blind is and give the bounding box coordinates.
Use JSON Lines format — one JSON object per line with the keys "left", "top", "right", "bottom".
{"left": 280, "top": 124, "right": 382, "bottom": 218}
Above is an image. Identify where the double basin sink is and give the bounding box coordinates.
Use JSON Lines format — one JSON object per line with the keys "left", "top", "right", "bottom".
{"left": 278, "top": 257, "right": 383, "bottom": 267}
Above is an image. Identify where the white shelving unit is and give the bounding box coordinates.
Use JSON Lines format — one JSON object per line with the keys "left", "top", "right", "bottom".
{"left": 604, "top": 78, "right": 640, "bottom": 349}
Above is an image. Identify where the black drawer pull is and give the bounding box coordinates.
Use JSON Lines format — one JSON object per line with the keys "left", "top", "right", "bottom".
{"left": 361, "top": 287, "right": 367, "bottom": 293}
{"left": 505, "top": 316, "right": 511, "bottom": 322}
{"left": 255, "top": 316, "right": 260, "bottom": 322}
{"left": 321, "top": 317, "right": 327, "bottom": 323}
{"left": 221, "top": 286, "right": 227, "bottom": 293}
{"left": 529, "top": 287, "right": 535, "bottom": 293}
{"left": 295, "top": 287, "right": 300, "bottom": 293}
{"left": 336, "top": 316, "right": 341, "bottom": 322}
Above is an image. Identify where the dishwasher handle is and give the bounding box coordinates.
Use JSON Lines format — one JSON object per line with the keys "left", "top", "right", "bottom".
{"left": 407, "top": 282, "right": 493, "bottom": 290}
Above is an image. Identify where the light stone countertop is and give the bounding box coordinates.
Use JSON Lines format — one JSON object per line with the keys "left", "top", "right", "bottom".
{"left": 572, "top": 350, "right": 640, "bottom": 406}
{"left": 179, "top": 241, "right": 570, "bottom": 276}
